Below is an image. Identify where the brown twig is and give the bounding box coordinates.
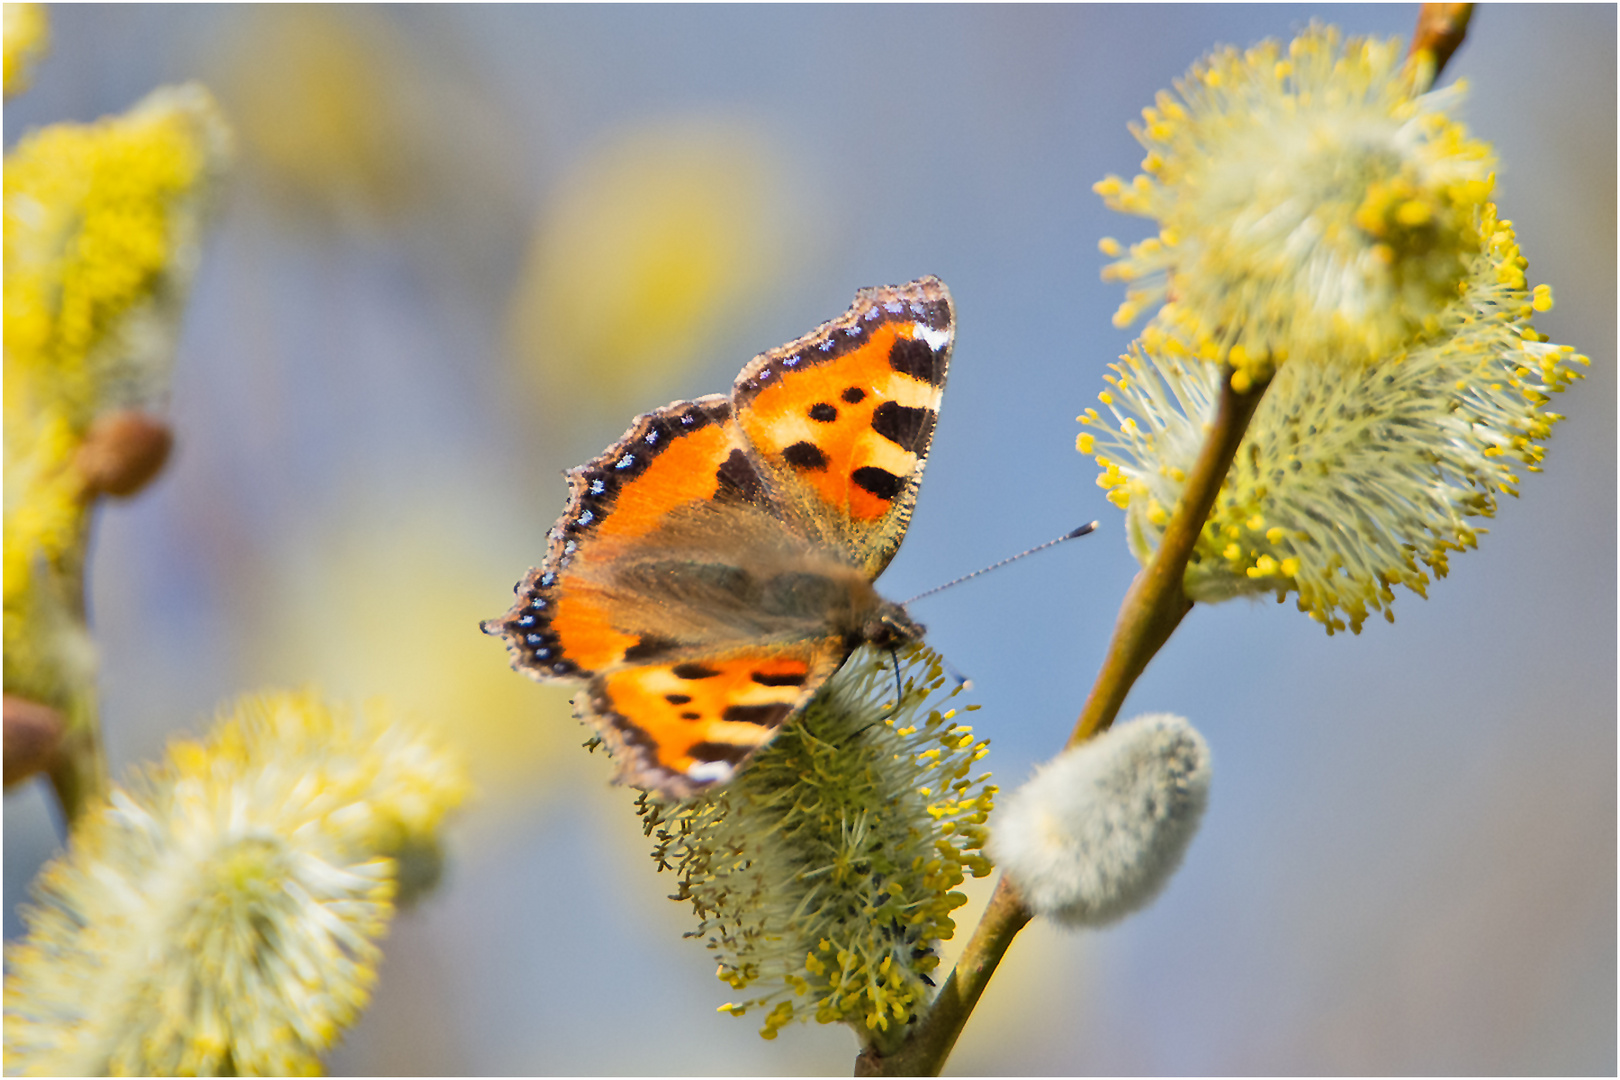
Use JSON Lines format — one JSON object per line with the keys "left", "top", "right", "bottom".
{"left": 4, "top": 695, "right": 66, "bottom": 787}
{"left": 1070, "top": 370, "right": 1267, "bottom": 745}
{"left": 1406, "top": 3, "right": 1474, "bottom": 91}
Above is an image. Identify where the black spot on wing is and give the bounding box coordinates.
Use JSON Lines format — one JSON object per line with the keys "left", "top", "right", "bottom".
{"left": 783, "top": 442, "right": 829, "bottom": 470}
{"left": 723, "top": 703, "right": 794, "bottom": 727}
{"left": 732, "top": 281, "right": 949, "bottom": 409}
{"left": 688, "top": 741, "right": 752, "bottom": 766}
{"left": 623, "top": 635, "right": 679, "bottom": 662}
{"left": 672, "top": 663, "right": 721, "bottom": 680}
{"left": 841, "top": 386, "right": 867, "bottom": 404}
{"left": 870, "top": 401, "right": 935, "bottom": 453}
{"left": 751, "top": 670, "right": 807, "bottom": 687}
{"left": 889, "top": 336, "right": 945, "bottom": 386}
{"left": 664, "top": 693, "right": 692, "bottom": 705}
{"left": 715, "top": 448, "right": 766, "bottom": 503}
{"left": 851, "top": 466, "right": 904, "bottom": 501}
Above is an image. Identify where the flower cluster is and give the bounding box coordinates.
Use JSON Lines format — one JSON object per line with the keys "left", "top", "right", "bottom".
{"left": 1083, "top": 203, "right": 1584, "bottom": 633}
{"left": 3, "top": 690, "right": 469, "bottom": 1076}
{"left": 1095, "top": 24, "right": 1494, "bottom": 388}
{"left": 1085, "top": 24, "right": 1587, "bottom": 633}
{"left": 4, "top": 83, "right": 232, "bottom": 713}
{"left": 639, "top": 647, "right": 993, "bottom": 1051}
{"left": 5, "top": 83, "right": 231, "bottom": 435}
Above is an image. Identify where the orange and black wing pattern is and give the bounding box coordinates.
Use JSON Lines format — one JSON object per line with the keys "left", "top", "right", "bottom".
{"left": 732, "top": 276, "right": 952, "bottom": 578}
{"left": 484, "top": 277, "right": 951, "bottom": 799}
{"left": 482, "top": 392, "right": 852, "bottom": 797}
{"left": 585, "top": 642, "right": 846, "bottom": 798}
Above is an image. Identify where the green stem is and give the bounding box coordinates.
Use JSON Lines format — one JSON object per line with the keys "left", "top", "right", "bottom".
{"left": 45, "top": 520, "right": 109, "bottom": 828}
{"left": 47, "top": 686, "right": 107, "bottom": 828}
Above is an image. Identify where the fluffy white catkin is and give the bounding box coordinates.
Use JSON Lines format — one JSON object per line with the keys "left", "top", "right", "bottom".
{"left": 988, "top": 713, "right": 1210, "bottom": 927}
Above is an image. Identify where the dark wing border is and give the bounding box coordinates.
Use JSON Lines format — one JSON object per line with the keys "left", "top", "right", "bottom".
{"left": 482, "top": 393, "right": 753, "bottom": 680}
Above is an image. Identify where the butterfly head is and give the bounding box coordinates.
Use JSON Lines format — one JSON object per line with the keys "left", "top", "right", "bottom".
{"left": 858, "top": 602, "right": 926, "bottom": 652}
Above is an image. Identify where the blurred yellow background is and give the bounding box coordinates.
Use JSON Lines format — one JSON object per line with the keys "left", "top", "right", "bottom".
{"left": 4, "top": 5, "right": 1613, "bottom": 1074}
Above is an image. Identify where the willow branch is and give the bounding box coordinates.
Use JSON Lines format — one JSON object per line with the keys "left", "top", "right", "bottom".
{"left": 47, "top": 689, "right": 107, "bottom": 829}
{"left": 856, "top": 11, "right": 1475, "bottom": 1073}
{"left": 46, "top": 532, "right": 109, "bottom": 828}
{"left": 1069, "top": 369, "right": 1267, "bottom": 745}
{"left": 855, "top": 367, "right": 1269, "bottom": 1078}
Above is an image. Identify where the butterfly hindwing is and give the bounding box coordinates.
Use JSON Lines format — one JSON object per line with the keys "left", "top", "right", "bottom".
{"left": 732, "top": 276, "right": 952, "bottom": 577}
{"left": 585, "top": 641, "right": 848, "bottom": 798}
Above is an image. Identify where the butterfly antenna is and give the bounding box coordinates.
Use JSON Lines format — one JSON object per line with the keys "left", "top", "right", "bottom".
{"left": 886, "top": 646, "right": 904, "bottom": 718}
{"left": 902, "top": 521, "right": 1099, "bottom": 606}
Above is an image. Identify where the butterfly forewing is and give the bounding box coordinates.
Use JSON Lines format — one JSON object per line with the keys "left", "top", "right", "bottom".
{"left": 732, "top": 276, "right": 952, "bottom": 578}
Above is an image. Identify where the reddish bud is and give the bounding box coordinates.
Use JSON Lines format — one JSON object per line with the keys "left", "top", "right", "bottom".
{"left": 75, "top": 410, "right": 175, "bottom": 497}
{"left": 4, "top": 695, "right": 66, "bottom": 787}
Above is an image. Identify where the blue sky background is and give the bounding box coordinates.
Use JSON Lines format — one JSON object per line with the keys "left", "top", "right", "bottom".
{"left": 5, "top": 5, "right": 1614, "bottom": 1074}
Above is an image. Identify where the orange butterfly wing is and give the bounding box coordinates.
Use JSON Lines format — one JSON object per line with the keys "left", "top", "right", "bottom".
{"left": 484, "top": 278, "right": 952, "bottom": 798}
{"left": 587, "top": 645, "right": 847, "bottom": 795}
{"left": 733, "top": 276, "right": 953, "bottom": 577}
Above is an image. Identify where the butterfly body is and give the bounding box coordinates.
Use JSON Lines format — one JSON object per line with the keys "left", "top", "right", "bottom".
{"left": 485, "top": 276, "right": 952, "bottom": 799}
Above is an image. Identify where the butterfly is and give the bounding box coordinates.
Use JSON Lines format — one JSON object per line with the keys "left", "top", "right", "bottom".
{"left": 484, "top": 276, "right": 952, "bottom": 800}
